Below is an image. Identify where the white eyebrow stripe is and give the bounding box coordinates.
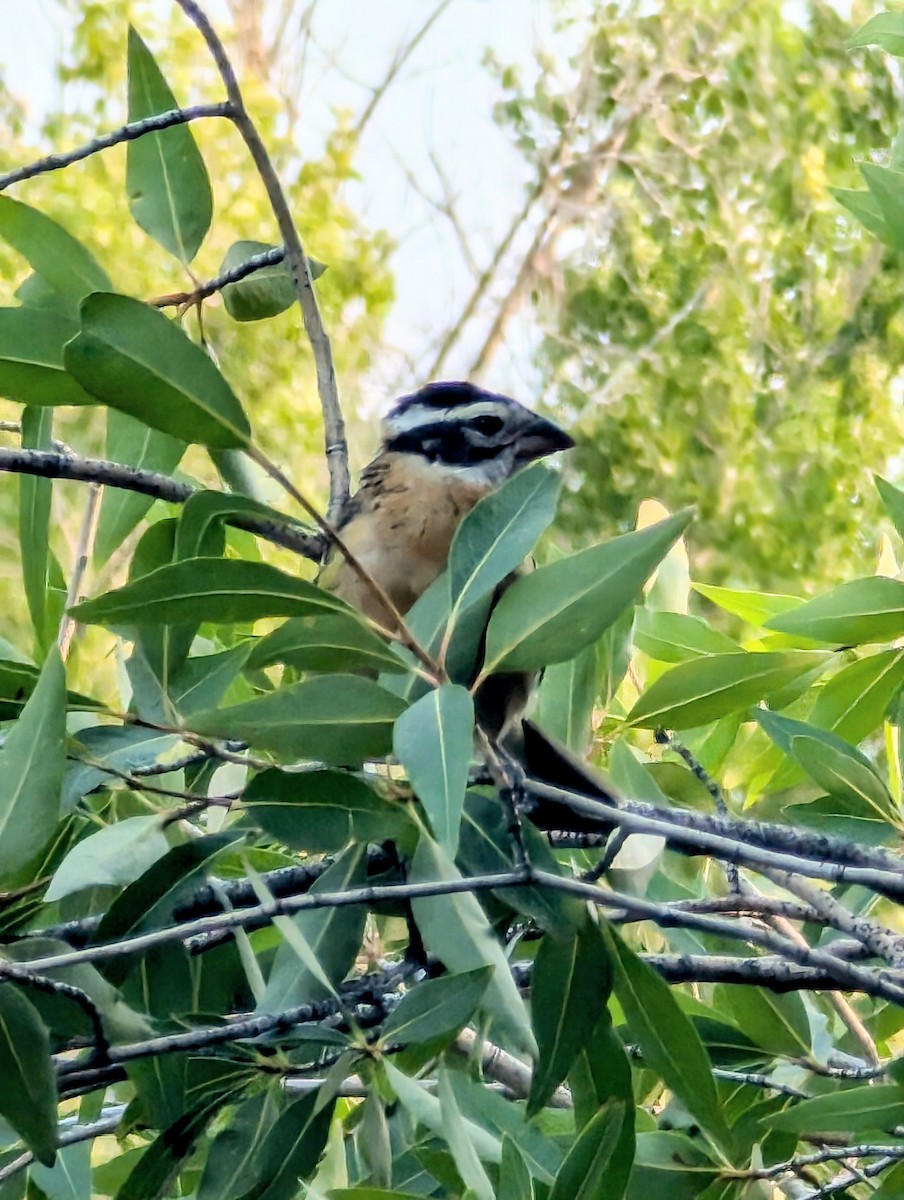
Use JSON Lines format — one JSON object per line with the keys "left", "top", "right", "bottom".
{"left": 384, "top": 398, "right": 521, "bottom": 436}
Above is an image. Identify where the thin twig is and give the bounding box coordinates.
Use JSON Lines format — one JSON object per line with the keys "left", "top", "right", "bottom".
{"left": 0, "top": 104, "right": 233, "bottom": 192}
{"left": 175, "top": 0, "right": 349, "bottom": 521}
{"left": 151, "top": 243, "right": 286, "bottom": 308}
{"left": 57, "top": 483, "right": 102, "bottom": 659}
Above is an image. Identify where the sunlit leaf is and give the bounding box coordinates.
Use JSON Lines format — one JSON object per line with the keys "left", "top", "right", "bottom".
{"left": 0, "top": 308, "right": 94, "bottom": 406}
{"left": 220, "top": 240, "right": 326, "bottom": 321}
{"left": 765, "top": 577, "right": 904, "bottom": 645}
{"left": 393, "top": 684, "right": 474, "bottom": 855}
{"left": 126, "top": 26, "right": 213, "bottom": 263}
{"left": 482, "top": 510, "right": 693, "bottom": 673}
{"left": 0, "top": 195, "right": 110, "bottom": 311}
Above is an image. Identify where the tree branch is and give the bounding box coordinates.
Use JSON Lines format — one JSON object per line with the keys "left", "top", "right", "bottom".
{"left": 174, "top": 0, "right": 349, "bottom": 522}
{"left": 0, "top": 446, "right": 323, "bottom": 560}
{"left": 0, "top": 104, "right": 233, "bottom": 192}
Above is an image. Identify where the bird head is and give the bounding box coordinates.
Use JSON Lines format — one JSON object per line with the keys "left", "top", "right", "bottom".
{"left": 381, "top": 381, "right": 574, "bottom": 486}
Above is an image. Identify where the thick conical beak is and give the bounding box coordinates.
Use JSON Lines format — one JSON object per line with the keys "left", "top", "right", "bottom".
{"left": 514, "top": 413, "right": 575, "bottom": 464}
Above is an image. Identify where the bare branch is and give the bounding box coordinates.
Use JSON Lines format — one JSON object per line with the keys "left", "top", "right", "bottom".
{"left": 151, "top": 243, "right": 286, "bottom": 309}
{"left": 0, "top": 446, "right": 323, "bottom": 560}
{"left": 174, "top": 0, "right": 349, "bottom": 522}
{"left": 0, "top": 104, "right": 233, "bottom": 192}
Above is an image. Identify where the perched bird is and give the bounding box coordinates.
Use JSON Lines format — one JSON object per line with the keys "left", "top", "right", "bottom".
{"left": 319, "top": 380, "right": 617, "bottom": 825}
{"left": 318, "top": 380, "right": 574, "bottom": 626}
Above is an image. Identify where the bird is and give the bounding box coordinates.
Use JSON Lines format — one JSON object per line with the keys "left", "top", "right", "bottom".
{"left": 318, "top": 380, "right": 574, "bottom": 627}
{"left": 319, "top": 380, "right": 618, "bottom": 827}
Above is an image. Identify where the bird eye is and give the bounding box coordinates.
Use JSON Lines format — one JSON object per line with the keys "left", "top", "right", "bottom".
{"left": 470, "top": 414, "right": 504, "bottom": 436}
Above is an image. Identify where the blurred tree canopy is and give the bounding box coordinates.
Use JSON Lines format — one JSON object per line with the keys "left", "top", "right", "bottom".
{"left": 485, "top": 0, "right": 904, "bottom": 592}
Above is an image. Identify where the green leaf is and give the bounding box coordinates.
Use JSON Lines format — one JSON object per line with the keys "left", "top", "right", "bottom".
{"left": 482, "top": 510, "right": 693, "bottom": 673}
{"left": 876, "top": 475, "right": 904, "bottom": 540}
{"left": 45, "top": 814, "right": 171, "bottom": 902}
{"left": 95, "top": 411, "right": 185, "bottom": 564}
{"left": 548, "top": 1101, "right": 630, "bottom": 1200}
{"left": 626, "top": 651, "right": 831, "bottom": 729}
{"left": 116, "top": 1103, "right": 222, "bottom": 1200}
{"left": 569, "top": 1013, "right": 634, "bottom": 1133}
{"left": 498, "top": 1136, "right": 533, "bottom": 1200}
{"left": 197, "top": 1089, "right": 279, "bottom": 1200}
{"left": 126, "top": 26, "right": 213, "bottom": 263}
{"left": 859, "top": 163, "right": 904, "bottom": 252}
{"left": 712, "top": 985, "right": 809, "bottom": 1058}
{"left": 605, "top": 926, "right": 730, "bottom": 1153}
{"left": 393, "top": 684, "right": 474, "bottom": 855}
{"left": 448, "top": 464, "right": 561, "bottom": 616}
{"left": 220, "top": 241, "right": 326, "bottom": 321}
{"left": 191, "top": 675, "right": 406, "bottom": 764}
{"left": 247, "top": 612, "right": 408, "bottom": 674}
{"left": 0, "top": 309, "right": 95, "bottom": 406}
{"left": 808, "top": 648, "right": 904, "bottom": 744}
{"left": 383, "top": 1061, "right": 501, "bottom": 1164}
{"left": 63, "top": 293, "right": 251, "bottom": 448}
{"left": 765, "top": 577, "right": 904, "bottom": 645}
{"left": 633, "top": 608, "right": 739, "bottom": 663}
{"left": 832, "top": 186, "right": 892, "bottom": 243}
{"left": 0, "top": 987, "right": 57, "bottom": 1166}
{"left": 259, "top": 845, "right": 368, "bottom": 1011}
{"left": 382, "top": 968, "right": 493, "bottom": 1046}
{"left": 625, "top": 1133, "right": 718, "bottom": 1200}
{"left": 528, "top": 921, "right": 613, "bottom": 1116}
{"left": 71, "top": 557, "right": 347, "bottom": 627}
{"left": 692, "top": 583, "right": 801, "bottom": 627}
{"left": 245, "top": 767, "right": 412, "bottom": 852}
{"left": 174, "top": 489, "right": 295, "bottom": 561}
{"left": 0, "top": 195, "right": 110, "bottom": 311}
{"left": 30, "top": 1137, "right": 90, "bottom": 1200}
{"left": 0, "top": 649, "right": 65, "bottom": 880}
{"left": 238, "top": 1090, "right": 335, "bottom": 1200}
{"left": 410, "top": 835, "right": 537, "bottom": 1058}
{"left": 19, "top": 408, "right": 54, "bottom": 655}
{"left": 763, "top": 1083, "right": 904, "bottom": 1133}
{"left": 850, "top": 11, "right": 904, "bottom": 54}
{"left": 438, "top": 1070, "right": 495, "bottom": 1200}
{"left": 756, "top": 710, "right": 899, "bottom": 822}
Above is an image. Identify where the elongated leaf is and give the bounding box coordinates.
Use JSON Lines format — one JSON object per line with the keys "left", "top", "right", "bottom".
{"left": 0, "top": 988, "right": 57, "bottom": 1165}
{"left": 861, "top": 163, "right": 904, "bottom": 252}
{"left": 605, "top": 927, "right": 730, "bottom": 1152}
{"left": 247, "top": 612, "right": 408, "bottom": 675}
{"left": 19, "top": 408, "right": 54, "bottom": 655}
{"left": 239, "top": 1090, "right": 335, "bottom": 1200}
{"left": 0, "top": 195, "right": 110, "bottom": 311}
{"left": 713, "top": 984, "right": 809, "bottom": 1058}
{"left": 692, "top": 583, "right": 801, "bottom": 627}
{"left": 71, "top": 557, "right": 347, "bottom": 627}
{"left": 876, "top": 475, "right": 904, "bottom": 540}
{"left": 448, "top": 464, "right": 561, "bottom": 615}
{"left": 0, "top": 649, "right": 65, "bottom": 880}
{"left": 528, "top": 920, "right": 612, "bottom": 1116}
{"left": 482, "top": 510, "right": 693, "bottom": 673}
{"left": 625, "top": 1133, "right": 718, "bottom": 1200}
{"left": 220, "top": 240, "right": 326, "bottom": 321}
{"left": 548, "top": 1101, "right": 630, "bottom": 1200}
{"left": 174, "top": 489, "right": 296, "bottom": 561}
{"left": 45, "top": 814, "right": 171, "bottom": 902}
{"left": 447, "top": 1070, "right": 562, "bottom": 1184}
{"left": 764, "top": 1083, "right": 904, "bottom": 1133}
{"left": 410, "top": 835, "right": 536, "bottom": 1058}
{"left": 191, "top": 675, "right": 406, "bottom": 764}
{"left": 127, "top": 26, "right": 213, "bottom": 263}
{"left": 95, "top": 411, "right": 185, "bottom": 564}
{"left": 765, "top": 577, "right": 904, "bottom": 645}
{"left": 30, "top": 1136, "right": 90, "bottom": 1200}
{"left": 393, "top": 684, "right": 474, "bottom": 855}
{"left": 569, "top": 1014, "right": 634, "bottom": 1133}
{"left": 197, "top": 1089, "right": 279, "bottom": 1200}
{"left": 260, "top": 845, "right": 367, "bottom": 1011}
{"left": 633, "top": 608, "right": 738, "bottom": 663}
{"left": 245, "top": 767, "right": 412, "bottom": 853}
{"left": 64, "top": 293, "right": 250, "bottom": 448}
{"left": 808, "top": 648, "right": 904, "bottom": 744}
{"left": 117, "top": 1102, "right": 222, "bottom": 1200}
{"left": 756, "top": 710, "right": 898, "bottom": 822}
{"left": 382, "top": 967, "right": 492, "bottom": 1046}
{"left": 626, "top": 650, "right": 831, "bottom": 729}
{"left": 833, "top": 185, "right": 892, "bottom": 243}
{"left": 438, "top": 1069, "right": 495, "bottom": 1200}
{"left": 850, "top": 11, "right": 904, "bottom": 54}
{"left": 383, "top": 1061, "right": 501, "bottom": 1164}
{"left": 0, "top": 308, "right": 94, "bottom": 406}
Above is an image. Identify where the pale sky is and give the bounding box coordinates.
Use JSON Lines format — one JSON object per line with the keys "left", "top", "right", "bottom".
{"left": 1, "top": 1, "right": 574, "bottom": 406}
